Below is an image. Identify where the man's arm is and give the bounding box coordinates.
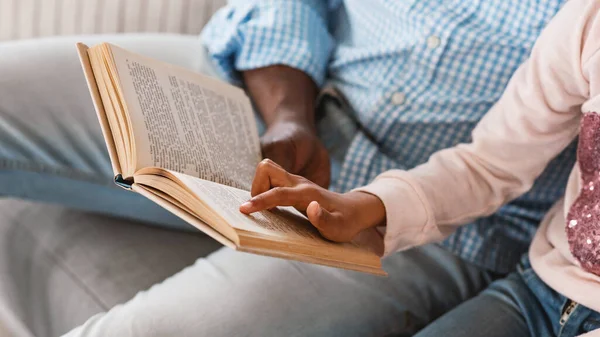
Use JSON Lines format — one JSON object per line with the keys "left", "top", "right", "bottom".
{"left": 242, "top": 66, "right": 317, "bottom": 128}
{"left": 201, "top": 0, "right": 335, "bottom": 87}
{"left": 201, "top": 1, "right": 337, "bottom": 187}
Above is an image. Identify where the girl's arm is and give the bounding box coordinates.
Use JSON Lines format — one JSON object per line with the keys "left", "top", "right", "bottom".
{"left": 241, "top": 0, "right": 600, "bottom": 256}
{"left": 577, "top": 329, "right": 600, "bottom": 337}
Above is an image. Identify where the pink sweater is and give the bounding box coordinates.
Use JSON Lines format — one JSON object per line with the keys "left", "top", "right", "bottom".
{"left": 356, "top": 0, "right": 600, "bottom": 334}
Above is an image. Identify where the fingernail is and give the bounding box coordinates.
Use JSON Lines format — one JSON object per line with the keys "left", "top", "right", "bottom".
{"left": 240, "top": 201, "right": 252, "bottom": 212}
{"left": 308, "top": 201, "right": 320, "bottom": 216}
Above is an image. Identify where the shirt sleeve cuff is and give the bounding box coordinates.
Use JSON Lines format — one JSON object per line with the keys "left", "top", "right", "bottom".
{"left": 353, "top": 170, "right": 443, "bottom": 257}
{"left": 201, "top": 1, "right": 333, "bottom": 87}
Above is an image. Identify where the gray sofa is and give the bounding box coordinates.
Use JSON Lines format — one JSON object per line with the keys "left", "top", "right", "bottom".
{"left": 0, "top": 1, "right": 226, "bottom": 336}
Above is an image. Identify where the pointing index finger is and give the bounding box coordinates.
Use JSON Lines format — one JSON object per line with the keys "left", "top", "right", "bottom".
{"left": 251, "top": 159, "right": 294, "bottom": 197}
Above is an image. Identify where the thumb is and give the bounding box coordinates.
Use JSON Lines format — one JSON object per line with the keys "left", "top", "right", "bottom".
{"left": 307, "top": 201, "right": 340, "bottom": 239}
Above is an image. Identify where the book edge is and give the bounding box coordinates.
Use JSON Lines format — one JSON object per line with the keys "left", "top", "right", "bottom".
{"left": 132, "top": 183, "right": 237, "bottom": 250}
{"left": 76, "top": 43, "right": 122, "bottom": 179}
{"left": 238, "top": 246, "right": 387, "bottom": 276}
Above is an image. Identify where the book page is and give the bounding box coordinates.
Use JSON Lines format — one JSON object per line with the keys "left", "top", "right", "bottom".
{"left": 134, "top": 170, "right": 384, "bottom": 274}
{"left": 167, "top": 170, "right": 382, "bottom": 267}
{"left": 170, "top": 170, "right": 324, "bottom": 241}
{"left": 110, "top": 44, "right": 261, "bottom": 190}
{"left": 132, "top": 183, "right": 237, "bottom": 250}
{"left": 171, "top": 172, "right": 324, "bottom": 241}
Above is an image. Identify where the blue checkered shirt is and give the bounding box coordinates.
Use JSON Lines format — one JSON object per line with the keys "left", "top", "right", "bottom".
{"left": 201, "top": 0, "right": 576, "bottom": 273}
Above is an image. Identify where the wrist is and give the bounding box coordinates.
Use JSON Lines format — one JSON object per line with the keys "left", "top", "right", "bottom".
{"left": 347, "top": 191, "right": 386, "bottom": 231}
{"left": 243, "top": 65, "right": 318, "bottom": 129}
{"left": 267, "top": 104, "right": 317, "bottom": 131}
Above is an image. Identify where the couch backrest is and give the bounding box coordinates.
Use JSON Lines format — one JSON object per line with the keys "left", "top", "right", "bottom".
{"left": 0, "top": 0, "right": 226, "bottom": 41}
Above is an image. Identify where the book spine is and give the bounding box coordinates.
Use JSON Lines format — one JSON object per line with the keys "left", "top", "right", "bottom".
{"left": 114, "top": 174, "right": 134, "bottom": 190}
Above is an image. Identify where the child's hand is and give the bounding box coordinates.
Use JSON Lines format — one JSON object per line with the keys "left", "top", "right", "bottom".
{"left": 240, "top": 159, "right": 386, "bottom": 243}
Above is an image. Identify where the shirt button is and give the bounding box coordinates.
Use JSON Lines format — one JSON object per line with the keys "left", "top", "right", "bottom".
{"left": 427, "top": 35, "right": 441, "bottom": 49}
{"left": 391, "top": 92, "right": 406, "bottom": 105}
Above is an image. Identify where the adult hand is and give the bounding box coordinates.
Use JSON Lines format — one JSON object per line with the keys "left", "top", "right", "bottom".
{"left": 260, "top": 118, "right": 331, "bottom": 188}
{"left": 240, "top": 159, "right": 386, "bottom": 243}
{"left": 243, "top": 65, "right": 331, "bottom": 188}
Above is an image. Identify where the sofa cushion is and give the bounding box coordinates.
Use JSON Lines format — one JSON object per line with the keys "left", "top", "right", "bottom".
{"left": 0, "top": 198, "right": 222, "bottom": 337}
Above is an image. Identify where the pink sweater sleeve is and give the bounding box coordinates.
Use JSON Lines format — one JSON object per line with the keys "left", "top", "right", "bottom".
{"left": 578, "top": 330, "right": 600, "bottom": 337}
{"left": 355, "top": 0, "right": 600, "bottom": 256}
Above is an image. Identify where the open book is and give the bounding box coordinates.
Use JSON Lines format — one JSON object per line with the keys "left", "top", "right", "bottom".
{"left": 76, "top": 43, "right": 384, "bottom": 275}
